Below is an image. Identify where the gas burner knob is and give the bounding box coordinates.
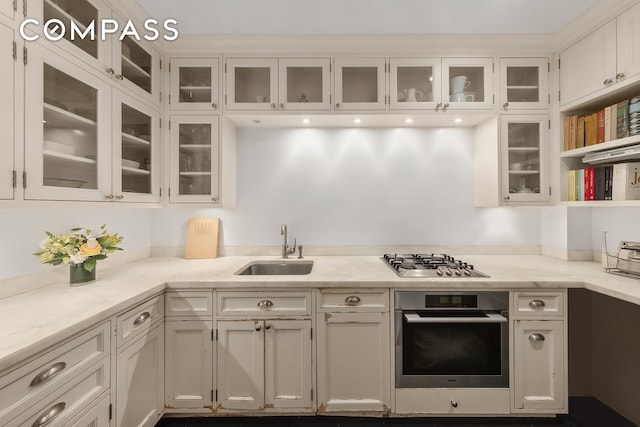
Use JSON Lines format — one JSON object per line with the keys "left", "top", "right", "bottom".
{"left": 463, "top": 268, "right": 472, "bottom": 276}
{"left": 444, "top": 267, "right": 453, "bottom": 276}
{"left": 436, "top": 267, "right": 445, "bottom": 276}
{"left": 454, "top": 268, "right": 462, "bottom": 276}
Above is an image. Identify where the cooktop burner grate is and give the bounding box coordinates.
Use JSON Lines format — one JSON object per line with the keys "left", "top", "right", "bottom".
{"left": 381, "top": 253, "right": 489, "bottom": 278}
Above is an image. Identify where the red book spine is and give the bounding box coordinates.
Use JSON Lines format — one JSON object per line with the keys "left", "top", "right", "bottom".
{"left": 597, "top": 109, "right": 605, "bottom": 143}
{"left": 589, "top": 168, "right": 596, "bottom": 200}
{"left": 584, "top": 168, "right": 589, "bottom": 201}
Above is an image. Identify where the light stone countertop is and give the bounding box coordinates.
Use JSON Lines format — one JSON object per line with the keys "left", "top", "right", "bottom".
{"left": 0, "top": 254, "right": 639, "bottom": 373}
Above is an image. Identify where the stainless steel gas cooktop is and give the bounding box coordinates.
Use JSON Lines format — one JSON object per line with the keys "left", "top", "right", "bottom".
{"left": 381, "top": 254, "right": 489, "bottom": 278}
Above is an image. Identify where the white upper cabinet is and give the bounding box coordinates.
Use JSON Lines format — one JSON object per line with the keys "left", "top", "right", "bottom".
{"left": 616, "top": 1, "right": 640, "bottom": 84}
{"left": 278, "top": 58, "right": 331, "bottom": 111}
{"left": 334, "top": 57, "right": 386, "bottom": 111}
{"left": 225, "top": 58, "right": 331, "bottom": 111}
{"left": 0, "top": 23, "right": 14, "bottom": 200}
{"left": 499, "top": 58, "right": 550, "bottom": 111}
{"left": 225, "top": 58, "right": 278, "bottom": 111}
{"left": 169, "top": 115, "right": 220, "bottom": 204}
{"left": 169, "top": 58, "right": 220, "bottom": 111}
{"left": 24, "top": 43, "right": 112, "bottom": 202}
{"left": 442, "top": 57, "right": 494, "bottom": 110}
{"left": 112, "top": 90, "right": 161, "bottom": 203}
{"left": 389, "top": 58, "right": 441, "bottom": 110}
{"left": 559, "top": 20, "right": 617, "bottom": 106}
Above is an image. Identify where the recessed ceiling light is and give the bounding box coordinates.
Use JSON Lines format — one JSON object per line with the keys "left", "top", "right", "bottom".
{"left": 354, "top": 118, "right": 361, "bottom": 124}
{"left": 302, "top": 118, "right": 310, "bottom": 124}
{"left": 454, "top": 118, "right": 463, "bottom": 124}
{"left": 405, "top": 118, "right": 413, "bottom": 124}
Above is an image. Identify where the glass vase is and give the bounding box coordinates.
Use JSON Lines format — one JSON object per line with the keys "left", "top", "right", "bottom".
{"left": 69, "top": 263, "right": 96, "bottom": 285}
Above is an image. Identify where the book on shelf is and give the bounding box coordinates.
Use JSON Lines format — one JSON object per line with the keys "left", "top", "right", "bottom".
{"left": 568, "top": 166, "right": 614, "bottom": 201}
{"left": 612, "top": 162, "right": 640, "bottom": 201}
{"left": 604, "top": 106, "right": 611, "bottom": 142}
{"left": 569, "top": 115, "right": 578, "bottom": 150}
{"left": 610, "top": 103, "right": 618, "bottom": 140}
{"left": 585, "top": 113, "right": 598, "bottom": 146}
{"left": 616, "top": 99, "right": 629, "bottom": 139}
{"left": 577, "top": 115, "right": 585, "bottom": 148}
{"left": 563, "top": 115, "right": 571, "bottom": 151}
{"left": 630, "top": 96, "right": 640, "bottom": 137}
{"left": 597, "top": 109, "right": 605, "bottom": 144}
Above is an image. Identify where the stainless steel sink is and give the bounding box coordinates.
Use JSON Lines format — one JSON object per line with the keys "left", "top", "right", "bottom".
{"left": 235, "top": 260, "right": 314, "bottom": 275}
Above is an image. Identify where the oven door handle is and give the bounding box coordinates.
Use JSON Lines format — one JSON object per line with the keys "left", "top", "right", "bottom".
{"left": 403, "top": 313, "right": 508, "bottom": 323}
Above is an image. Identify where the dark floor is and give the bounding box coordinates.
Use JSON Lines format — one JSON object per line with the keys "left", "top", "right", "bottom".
{"left": 157, "top": 397, "right": 637, "bottom": 427}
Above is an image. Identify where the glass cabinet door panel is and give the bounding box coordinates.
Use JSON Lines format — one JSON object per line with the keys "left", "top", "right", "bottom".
{"left": 442, "top": 58, "right": 493, "bottom": 110}
{"left": 120, "top": 36, "right": 152, "bottom": 94}
{"left": 120, "top": 104, "right": 152, "bottom": 195}
{"left": 25, "top": 43, "right": 111, "bottom": 201}
{"left": 226, "top": 59, "right": 278, "bottom": 111}
{"left": 500, "top": 58, "right": 549, "bottom": 111}
{"left": 170, "top": 116, "right": 219, "bottom": 204}
{"left": 500, "top": 116, "right": 549, "bottom": 203}
{"left": 390, "top": 58, "right": 441, "bottom": 110}
{"left": 279, "top": 59, "right": 331, "bottom": 111}
{"left": 170, "top": 58, "right": 219, "bottom": 111}
{"left": 44, "top": 0, "right": 98, "bottom": 59}
{"left": 334, "top": 58, "right": 386, "bottom": 110}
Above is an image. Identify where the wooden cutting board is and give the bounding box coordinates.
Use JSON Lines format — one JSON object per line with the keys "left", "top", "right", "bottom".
{"left": 184, "top": 218, "right": 220, "bottom": 259}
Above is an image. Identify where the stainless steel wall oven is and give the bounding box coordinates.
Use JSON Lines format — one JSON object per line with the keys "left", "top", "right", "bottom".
{"left": 395, "top": 291, "right": 509, "bottom": 388}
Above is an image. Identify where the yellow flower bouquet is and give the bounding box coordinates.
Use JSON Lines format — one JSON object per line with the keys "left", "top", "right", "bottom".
{"left": 35, "top": 225, "right": 123, "bottom": 283}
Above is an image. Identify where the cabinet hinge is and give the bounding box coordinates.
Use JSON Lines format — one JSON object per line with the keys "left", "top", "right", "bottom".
{"left": 159, "top": 118, "right": 162, "bottom": 128}
{"left": 311, "top": 389, "right": 314, "bottom": 400}
{"left": 211, "top": 389, "right": 214, "bottom": 402}
{"left": 22, "top": 171, "right": 26, "bottom": 188}
{"left": 548, "top": 62, "right": 551, "bottom": 73}
{"left": 224, "top": 94, "right": 227, "bottom": 105}
{"left": 22, "top": 46, "right": 27, "bottom": 65}
{"left": 548, "top": 93, "right": 551, "bottom": 104}
{"left": 224, "top": 63, "right": 227, "bottom": 73}
{"left": 548, "top": 119, "right": 551, "bottom": 129}
{"left": 23, "top": 0, "right": 26, "bottom": 16}
{"left": 492, "top": 94, "right": 495, "bottom": 104}
{"left": 12, "top": 170, "right": 17, "bottom": 188}
{"left": 492, "top": 62, "right": 495, "bottom": 73}
{"left": 159, "top": 59, "right": 162, "bottom": 70}
{"left": 159, "top": 91, "right": 162, "bottom": 103}
{"left": 109, "top": 403, "right": 112, "bottom": 421}
{"left": 159, "top": 187, "right": 162, "bottom": 197}
{"left": 310, "top": 327, "right": 313, "bottom": 339}
{"left": 216, "top": 389, "right": 218, "bottom": 401}
{"left": 168, "top": 94, "right": 171, "bottom": 105}
{"left": 211, "top": 329, "right": 214, "bottom": 341}
{"left": 558, "top": 58, "right": 560, "bottom": 69}
{"left": 329, "top": 62, "right": 331, "bottom": 73}
{"left": 558, "top": 91, "right": 561, "bottom": 101}
{"left": 13, "top": 0, "right": 17, "bottom": 12}
{"left": 168, "top": 187, "right": 170, "bottom": 197}
{"left": 12, "top": 41, "right": 16, "bottom": 61}
{"left": 168, "top": 62, "right": 171, "bottom": 73}
{"left": 215, "top": 329, "right": 218, "bottom": 340}
{"left": 549, "top": 186, "right": 552, "bottom": 196}
{"left": 168, "top": 120, "right": 171, "bottom": 130}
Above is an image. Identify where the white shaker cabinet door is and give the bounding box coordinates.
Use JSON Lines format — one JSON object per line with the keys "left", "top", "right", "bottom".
{"left": 116, "top": 324, "right": 164, "bottom": 427}
{"left": 513, "top": 320, "right": 566, "bottom": 412}
{"left": 559, "top": 20, "right": 617, "bottom": 106}
{"left": 0, "top": 22, "right": 14, "bottom": 200}
{"left": 68, "top": 393, "right": 111, "bottom": 427}
{"left": 617, "top": 1, "right": 640, "bottom": 83}
{"left": 316, "top": 311, "right": 390, "bottom": 413}
{"left": 217, "top": 320, "right": 265, "bottom": 410}
{"left": 165, "top": 321, "right": 214, "bottom": 409}
{"left": 264, "top": 320, "right": 313, "bottom": 410}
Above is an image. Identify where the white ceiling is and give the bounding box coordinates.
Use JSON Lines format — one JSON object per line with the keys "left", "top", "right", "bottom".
{"left": 137, "top": 0, "right": 600, "bottom": 35}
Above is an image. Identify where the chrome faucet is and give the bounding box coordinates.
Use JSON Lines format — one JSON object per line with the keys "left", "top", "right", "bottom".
{"left": 280, "top": 224, "right": 296, "bottom": 259}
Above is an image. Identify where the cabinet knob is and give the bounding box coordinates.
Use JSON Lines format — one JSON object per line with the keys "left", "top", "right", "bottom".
{"left": 503, "top": 195, "right": 510, "bottom": 201}
{"left": 616, "top": 72, "right": 626, "bottom": 80}
{"left": 31, "top": 402, "right": 66, "bottom": 427}
{"left": 114, "top": 194, "right": 124, "bottom": 200}
{"left": 451, "top": 400, "right": 458, "bottom": 408}
{"left": 265, "top": 323, "right": 271, "bottom": 330}
{"left": 30, "top": 362, "right": 67, "bottom": 387}
{"left": 529, "top": 299, "right": 546, "bottom": 308}
{"left": 212, "top": 197, "right": 218, "bottom": 203}
{"left": 442, "top": 102, "right": 450, "bottom": 111}
{"left": 257, "top": 300, "right": 274, "bottom": 309}
{"left": 105, "top": 194, "right": 114, "bottom": 200}
{"left": 255, "top": 324, "right": 262, "bottom": 332}
{"left": 345, "top": 295, "right": 361, "bottom": 305}
{"left": 279, "top": 103, "right": 284, "bottom": 109}
{"left": 335, "top": 103, "right": 340, "bottom": 108}
{"left": 529, "top": 333, "right": 546, "bottom": 342}
{"left": 106, "top": 67, "right": 115, "bottom": 75}
{"left": 212, "top": 103, "right": 218, "bottom": 109}
{"left": 502, "top": 102, "right": 509, "bottom": 109}
{"left": 115, "top": 74, "right": 124, "bottom": 81}
{"left": 435, "top": 102, "right": 442, "bottom": 111}
{"left": 270, "top": 103, "right": 276, "bottom": 109}
{"left": 603, "top": 78, "right": 613, "bottom": 85}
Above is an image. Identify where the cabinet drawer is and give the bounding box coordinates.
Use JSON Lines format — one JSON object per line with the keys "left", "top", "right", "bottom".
{"left": 217, "top": 291, "right": 312, "bottom": 317}
{"left": 0, "top": 322, "right": 110, "bottom": 423}
{"left": 513, "top": 291, "right": 565, "bottom": 317}
{"left": 317, "top": 289, "right": 389, "bottom": 312}
{"left": 165, "top": 290, "right": 213, "bottom": 318}
{"left": 117, "top": 294, "right": 164, "bottom": 348}
{"left": 5, "top": 358, "right": 110, "bottom": 427}
{"left": 395, "top": 388, "right": 510, "bottom": 414}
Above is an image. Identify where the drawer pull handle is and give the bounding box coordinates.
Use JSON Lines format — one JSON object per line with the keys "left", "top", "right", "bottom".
{"left": 133, "top": 311, "right": 151, "bottom": 326}
{"left": 345, "top": 296, "right": 361, "bottom": 305}
{"left": 257, "top": 300, "right": 274, "bottom": 309}
{"left": 255, "top": 324, "right": 262, "bottom": 332}
{"left": 603, "top": 78, "right": 613, "bottom": 85}
{"left": 529, "top": 299, "right": 546, "bottom": 308}
{"left": 451, "top": 400, "right": 458, "bottom": 408}
{"left": 30, "top": 362, "right": 67, "bottom": 387}
{"left": 529, "top": 333, "right": 545, "bottom": 342}
{"left": 31, "top": 402, "right": 65, "bottom": 427}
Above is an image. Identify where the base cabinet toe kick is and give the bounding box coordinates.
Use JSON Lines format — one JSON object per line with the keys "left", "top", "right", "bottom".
{"left": 0, "top": 288, "right": 568, "bottom": 423}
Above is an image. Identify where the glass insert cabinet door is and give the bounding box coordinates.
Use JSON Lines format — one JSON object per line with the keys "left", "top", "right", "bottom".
{"left": 112, "top": 92, "right": 160, "bottom": 202}
{"left": 169, "top": 116, "right": 220, "bottom": 204}
{"left": 225, "top": 58, "right": 278, "bottom": 111}
{"left": 170, "top": 58, "right": 220, "bottom": 111}
{"left": 500, "top": 58, "right": 550, "bottom": 111}
{"left": 390, "top": 58, "right": 441, "bottom": 110}
{"left": 442, "top": 58, "right": 494, "bottom": 110}
{"left": 278, "top": 58, "right": 331, "bottom": 111}
{"left": 24, "top": 43, "right": 111, "bottom": 202}
{"left": 500, "top": 115, "right": 549, "bottom": 203}
{"left": 334, "top": 58, "right": 386, "bottom": 110}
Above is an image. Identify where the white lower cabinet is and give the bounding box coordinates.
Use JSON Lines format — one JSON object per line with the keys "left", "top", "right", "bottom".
{"left": 513, "top": 320, "right": 566, "bottom": 412}
{"left": 395, "top": 388, "right": 510, "bottom": 415}
{"left": 316, "top": 289, "right": 390, "bottom": 413}
{"left": 217, "top": 319, "right": 312, "bottom": 412}
{"left": 68, "top": 393, "right": 112, "bottom": 427}
{"left": 165, "top": 320, "right": 213, "bottom": 410}
{"left": 116, "top": 323, "right": 164, "bottom": 427}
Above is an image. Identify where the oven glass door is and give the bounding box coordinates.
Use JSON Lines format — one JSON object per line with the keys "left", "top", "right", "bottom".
{"left": 397, "top": 310, "right": 508, "bottom": 388}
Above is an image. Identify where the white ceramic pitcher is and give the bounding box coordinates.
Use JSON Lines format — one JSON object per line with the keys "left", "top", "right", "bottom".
{"left": 450, "top": 76, "right": 471, "bottom": 93}
{"left": 404, "top": 88, "right": 423, "bottom": 102}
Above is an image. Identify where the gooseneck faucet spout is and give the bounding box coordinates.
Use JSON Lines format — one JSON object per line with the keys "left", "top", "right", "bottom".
{"left": 281, "top": 224, "right": 297, "bottom": 259}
